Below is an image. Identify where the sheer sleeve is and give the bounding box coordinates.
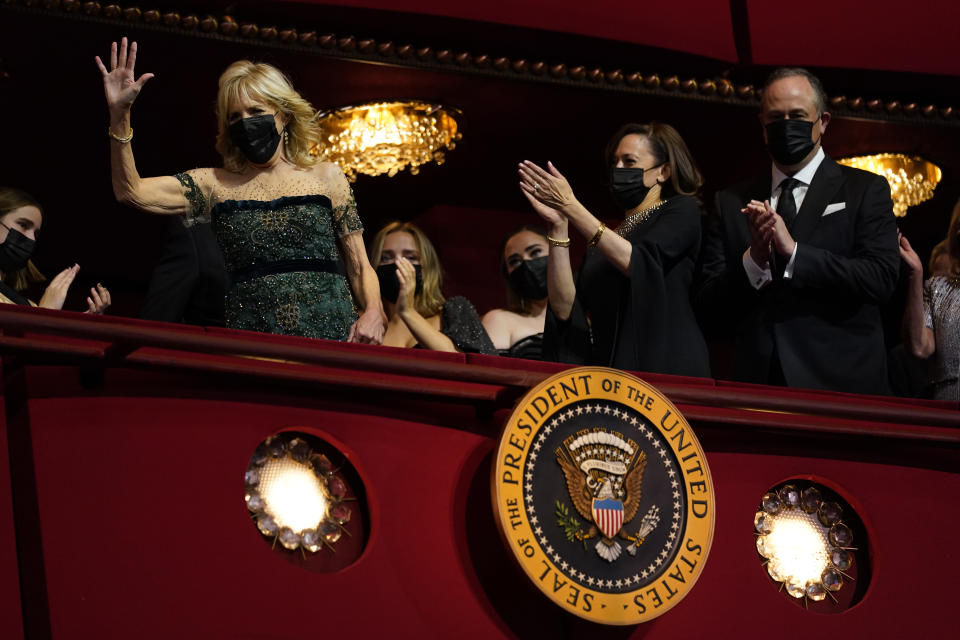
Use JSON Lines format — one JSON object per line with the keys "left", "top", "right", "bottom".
{"left": 441, "top": 296, "right": 496, "bottom": 354}
{"left": 174, "top": 168, "right": 215, "bottom": 227}
{"left": 326, "top": 164, "right": 364, "bottom": 238}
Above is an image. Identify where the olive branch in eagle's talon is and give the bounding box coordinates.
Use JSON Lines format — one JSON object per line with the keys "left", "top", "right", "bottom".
{"left": 555, "top": 500, "right": 590, "bottom": 549}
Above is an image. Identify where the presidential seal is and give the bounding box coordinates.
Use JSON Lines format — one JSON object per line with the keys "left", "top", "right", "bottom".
{"left": 492, "top": 367, "right": 714, "bottom": 625}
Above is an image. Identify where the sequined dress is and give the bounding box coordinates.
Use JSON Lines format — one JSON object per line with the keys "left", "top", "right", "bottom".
{"left": 175, "top": 166, "right": 362, "bottom": 340}
{"left": 923, "top": 275, "right": 960, "bottom": 400}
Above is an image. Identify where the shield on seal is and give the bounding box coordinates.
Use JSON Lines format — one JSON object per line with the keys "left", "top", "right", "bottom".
{"left": 591, "top": 498, "right": 624, "bottom": 539}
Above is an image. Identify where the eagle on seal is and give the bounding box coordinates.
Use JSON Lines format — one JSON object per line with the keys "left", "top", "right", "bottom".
{"left": 557, "top": 448, "right": 649, "bottom": 562}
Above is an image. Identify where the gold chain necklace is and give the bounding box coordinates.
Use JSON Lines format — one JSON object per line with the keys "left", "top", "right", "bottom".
{"left": 616, "top": 199, "right": 668, "bottom": 237}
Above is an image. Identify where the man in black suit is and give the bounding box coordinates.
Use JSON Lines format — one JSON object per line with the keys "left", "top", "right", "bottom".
{"left": 697, "top": 68, "right": 899, "bottom": 394}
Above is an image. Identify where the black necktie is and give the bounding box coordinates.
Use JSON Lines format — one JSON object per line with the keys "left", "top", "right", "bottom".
{"left": 777, "top": 177, "right": 800, "bottom": 226}
{"left": 771, "top": 177, "right": 800, "bottom": 279}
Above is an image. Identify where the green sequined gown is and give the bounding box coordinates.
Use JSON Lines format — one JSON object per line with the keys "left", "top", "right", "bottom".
{"left": 174, "top": 166, "right": 365, "bottom": 340}
{"left": 210, "top": 194, "right": 359, "bottom": 339}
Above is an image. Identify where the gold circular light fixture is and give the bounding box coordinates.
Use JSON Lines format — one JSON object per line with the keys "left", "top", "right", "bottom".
{"left": 314, "top": 101, "right": 462, "bottom": 180}
{"left": 754, "top": 482, "right": 862, "bottom": 609}
{"left": 837, "top": 153, "right": 942, "bottom": 217}
{"left": 245, "top": 435, "right": 352, "bottom": 554}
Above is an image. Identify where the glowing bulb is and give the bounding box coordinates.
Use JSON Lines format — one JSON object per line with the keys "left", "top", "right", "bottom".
{"left": 258, "top": 456, "right": 328, "bottom": 533}
{"left": 765, "top": 513, "right": 828, "bottom": 585}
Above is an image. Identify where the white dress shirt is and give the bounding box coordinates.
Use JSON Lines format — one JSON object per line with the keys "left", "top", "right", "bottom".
{"left": 742, "top": 146, "right": 826, "bottom": 289}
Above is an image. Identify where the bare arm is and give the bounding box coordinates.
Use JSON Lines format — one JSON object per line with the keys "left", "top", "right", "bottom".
{"left": 340, "top": 231, "right": 386, "bottom": 344}
{"left": 96, "top": 38, "right": 190, "bottom": 214}
{"left": 518, "top": 190, "right": 577, "bottom": 320}
{"left": 519, "top": 161, "right": 633, "bottom": 276}
{"left": 899, "top": 234, "right": 935, "bottom": 358}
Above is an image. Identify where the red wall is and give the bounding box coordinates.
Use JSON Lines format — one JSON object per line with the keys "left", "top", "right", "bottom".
{"left": 1, "top": 307, "right": 958, "bottom": 638}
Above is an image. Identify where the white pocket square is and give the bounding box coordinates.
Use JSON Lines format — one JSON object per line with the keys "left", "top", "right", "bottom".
{"left": 822, "top": 202, "right": 846, "bottom": 216}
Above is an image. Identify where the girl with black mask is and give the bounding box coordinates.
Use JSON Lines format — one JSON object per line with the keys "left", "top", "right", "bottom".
{"left": 482, "top": 225, "right": 550, "bottom": 360}
{"left": 369, "top": 221, "right": 494, "bottom": 354}
{"left": 0, "top": 187, "right": 110, "bottom": 313}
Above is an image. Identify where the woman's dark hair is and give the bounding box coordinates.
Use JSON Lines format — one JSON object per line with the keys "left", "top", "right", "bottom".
{"left": 498, "top": 224, "right": 548, "bottom": 314}
{"left": 0, "top": 186, "right": 46, "bottom": 291}
{"left": 604, "top": 122, "right": 704, "bottom": 201}
{"left": 0, "top": 187, "right": 42, "bottom": 216}
{"left": 929, "top": 238, "right": 949, "bottom": 275}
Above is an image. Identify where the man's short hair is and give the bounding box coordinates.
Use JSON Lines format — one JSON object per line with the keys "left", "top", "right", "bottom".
{"left": 761, "top": 67, "right": 828, "bottom": 116}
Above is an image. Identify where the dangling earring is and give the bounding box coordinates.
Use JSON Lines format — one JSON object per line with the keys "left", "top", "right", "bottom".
{"left": 283, "top": 128, "right": 289, "bottom": 145}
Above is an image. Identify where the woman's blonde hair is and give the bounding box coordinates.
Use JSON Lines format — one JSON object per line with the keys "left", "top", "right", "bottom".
{"left": 0, "top": 187, "right": 46, "bottom": 292}
{"left": 215, "top": 60, "right": 322, "bottom": 172}
{"left": 368, "top": 222, "right": 446, "bottom": 317}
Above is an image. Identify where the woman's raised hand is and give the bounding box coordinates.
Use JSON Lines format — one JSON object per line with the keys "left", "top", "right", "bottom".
{"left": 519, "top": 160, "right": 576, "bottom": 211}
{"left": 95, "top": 37, "right": 154, "bottom": 116}
{"left": 898, "top": 232, "right": 923, "bottom": 276}
{"left": 520, "top": 189, "right": 565, "bottom": 227}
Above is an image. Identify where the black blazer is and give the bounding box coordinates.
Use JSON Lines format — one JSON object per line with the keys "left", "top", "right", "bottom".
{"left": 696, "top": 156, "right": 900, "bottom": 394}
{"left": 140, "top": 217, "right": 227, "bottom": 327}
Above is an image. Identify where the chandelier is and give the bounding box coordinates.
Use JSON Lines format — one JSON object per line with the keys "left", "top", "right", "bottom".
{"left": 837, "top": 153, "right": 942, "bottom": 217}
{"left": 314, "top": 101, "right": 462, "bottom": 180}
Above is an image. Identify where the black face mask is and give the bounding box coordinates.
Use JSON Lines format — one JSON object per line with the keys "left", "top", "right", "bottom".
{"left": 376, "top": 262, "right": 423, "bottom": 303}
{"left": 228, "top": 114, "right": 282, "bottom": 164}
{"left": 508, "top": 256, "right": 548, "bottom": 300}
{"left": 609, "top": 166, "right": 660, "bottom": 211}
{"left": 765, "top": 118, "right": 820, "bottom": 166}
{"left": 0, "top": 223, "right": 36, "bottom": 272}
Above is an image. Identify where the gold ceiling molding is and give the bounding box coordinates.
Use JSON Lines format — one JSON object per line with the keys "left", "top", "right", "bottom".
{"left": 4, "top": 0, "right": 960, "bottom": 126}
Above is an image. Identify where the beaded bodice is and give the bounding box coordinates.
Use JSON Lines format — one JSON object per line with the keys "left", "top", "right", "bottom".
{"left": 211, "top": 195, "right": 346, "bottom": 271}
{"left": 171, "top": 163, "right": 362, "bottom": 340}
{"left": 174, "top": 163, "right": 362, "bottom": 271}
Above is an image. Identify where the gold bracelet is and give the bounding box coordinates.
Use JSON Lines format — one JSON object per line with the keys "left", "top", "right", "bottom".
{"left": 546, "top": 235, "right": 571, "bottom": 248}
{"left": 587, "top": 222, "right": 606, "bottom": 247}
{"left": 107, "top": 126, "right": 134, "bottom": 144}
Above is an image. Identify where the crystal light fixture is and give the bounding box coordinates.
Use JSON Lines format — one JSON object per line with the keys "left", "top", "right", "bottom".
{"left": 837, "top": 153, "right": 942, "bottom": 217}
{"left": 245, "top": 435, "right": 352, "bottom": 553}
{"left": 314, "top": 101, "right": 462, "bottom": 180}
{"left": 754, "top": 483, "right": 856, "bottom": 606}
